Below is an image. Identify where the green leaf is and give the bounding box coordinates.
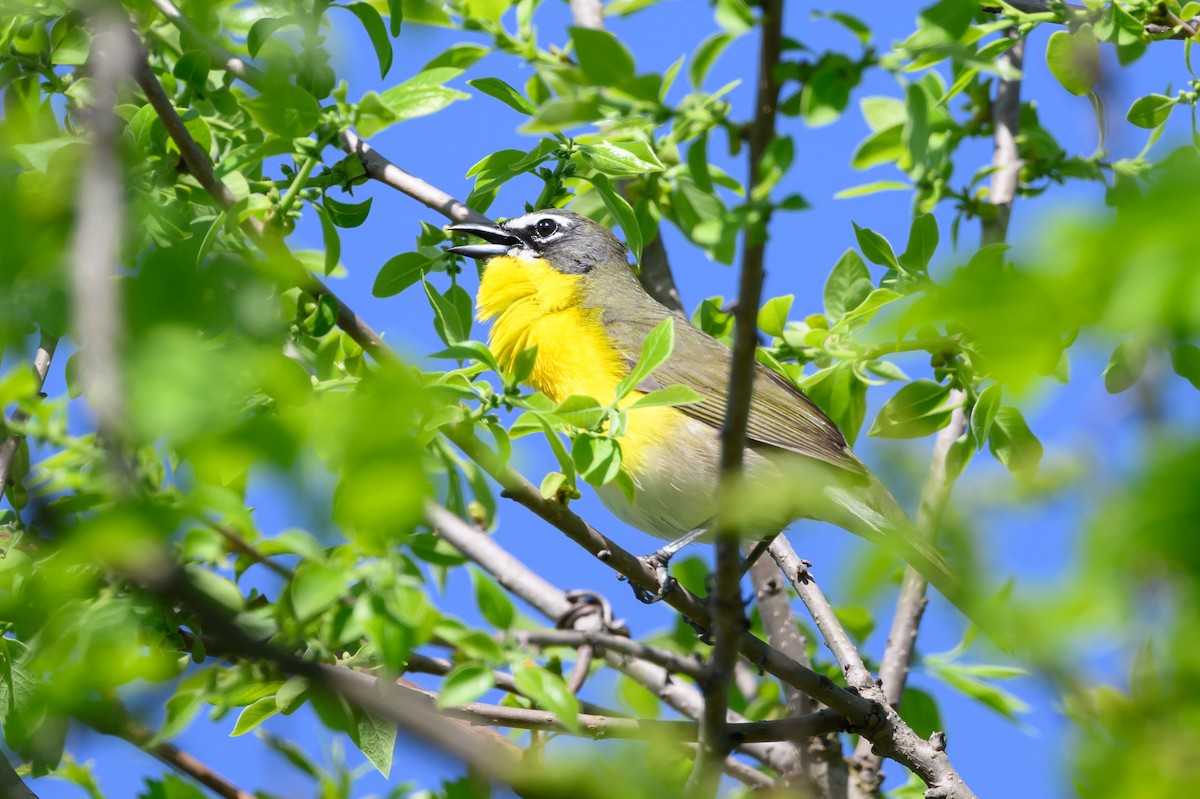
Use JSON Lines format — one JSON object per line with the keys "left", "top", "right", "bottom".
{"left": 615, "top": 318, "right": 674, "bottom": 399}
{"left": 581, "top": 141, "right": 664, "bottom": 176}
{"left": 988, "top": 406, "right": 1042, "bottom": 482}
{"left": 1170, "top": 343, "right": 1200, "bottom": 390}
{"left": 540, "top": 471, "right": 568, "bottom": 499}
{"left": 898, "top": 213, "right": 938, "bottom": 273}
{"left": 970, "top": 384, "right": 1001, "bottom": 451}
{"left": 513, "top": 663, "right": 580, "bottom": 731}
{"left": 521, "top": 97, "right": 602, "bottom": 134}
{"left": 50, "top": 22, "right": 90, "bottom": 66}
{"left": 340, "top": 4, "right": 393, "bottom": 79}
{"left": 572, "top": 433, "right": 622, "bottom": 486}
{"left": 823, "top": 249, "right": 873, "bottom": 321}
{"left": 919, "top": 0, "right": 974, "bottom": 38}
{"left": 290, "top": 561, "right": 344, "bottom": 621}
{"left": 374, "top": 252, "right": 434, "bottom": 297}
{"left": 1046, "top": 28, "right": 1099, "bottom": 96}
{"left": 429, "top": 341, "right": 501, "bottom": 373}
{"left": 276, "top": 676, "right": 309, "bottom": 715}
{"left": 690, "top": 32, "right": 735, "bottom": 88}
{"left": 248, "top": 17, "right": 296, "bottom": 58}
{"left": 424, "top": 279, "right": 467, "bottom": 344}
{"left": 242, "top": 84, "right": 321, "bottom": 138}
{"left": 851, "top": 124, "right": 904, "bottom": 170}
{"left": 387, "top": 0, "right": 404, "bottom": 35}
{"left": 758, "top": 295, "right": 793, "bottom": 338}
{"left": 555, "top": 395, "right": 606, "bottom": 429}
{"left": 629, "top": 385, "right": 703, "bottom": 409}
{"left": 355, "top": 712, "right": 397, "bottom": 777}
{"left": 1103, "top": 340, "right": 1148, "bottom": 394}
{"left": 308, "top": 203, "right": 340, "bottom": 277}
{"left": 425, "top": 43, "right": 490, "bottom": 71}
{"left": 473, "top": 570, "right": 516, "bottom": 629}
{"left": 852, "top": 222, "right": 899, "bottom": 269}
{"left": 570, "top": 27, "right": 636, "bottom": 87}
{"left": 926, "top": 661, "right": 1030, "bottom": 722}
{"left": 1094, "top": 2, "right": 1144, "bottom": 46}
{"left": 838, "top": 288, "right": 901, "bottom": 331}
{"left": 467, "top": 77, "right": 536, "bottom": 115}
{"left": 172, "top": 51, "right": 211, "bottom": 90}
{"left": 585, "top": 173, "right": 643, "bottom": 261}
{"left": 801, "top": 364, "right": 867, "bottom": 445}
{"left": 899, "top": 687, "right": 944, "bottom": 740}
{"left": 1126, "top": 93, "right": 1177, "bottom": 129}
{"left": 833, "top": 180, "right": 910, "bottom": 199}
{"left": 359, "top": 69, "right": 470, "bottom": 137}
{"left": 869, "top": 380, "right": 956, "bottom": 439}
{"left": 438, "top": 663, "right": 495, "bottom": 708}
{"left": 323, "top": 195, "right": 373, "bottom": 228}
{"left": 231, "top": 697, "right": 278, "bottom": 737}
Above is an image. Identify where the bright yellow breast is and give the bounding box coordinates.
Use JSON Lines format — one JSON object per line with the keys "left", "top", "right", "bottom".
{"left": 476, "top": 255, "right": 684, "bottom": 473}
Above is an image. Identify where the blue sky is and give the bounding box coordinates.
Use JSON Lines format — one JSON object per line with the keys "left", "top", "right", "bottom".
{"left": 20, "top": 1, "right": 1200, "bottom": 797}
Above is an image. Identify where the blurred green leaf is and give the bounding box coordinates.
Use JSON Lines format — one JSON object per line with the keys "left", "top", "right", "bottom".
{"left": 467, "top": 77, "right": 536, "bottom": 115}
{"left": 1103, "top": 340, "right": 1148, "bottom": 394}
{"left": 988, "top": 407, "right": 1043, "bottom": 482}
{"left": 1046, "top": 27, "right": 1099, "bottom": 96}
{"left": 571, "top": 27, "right": 636, "bottom": 87}
{"left": 869, "top": 380, "right": 955, "bottom": 439}
{"left": 340, "top": 4, "right": 394, "bottom": 79}
{"left": 437, "top": 663, "right": 495, "bottom": 708}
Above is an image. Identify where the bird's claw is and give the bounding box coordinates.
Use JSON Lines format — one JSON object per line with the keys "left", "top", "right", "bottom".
{"left": 630, "top": 552, "right": 677, "bottom": 604}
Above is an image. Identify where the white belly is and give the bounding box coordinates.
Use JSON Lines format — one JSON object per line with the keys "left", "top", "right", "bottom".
{"left": 596, "top": 416, "right": 782, "bottom": 541}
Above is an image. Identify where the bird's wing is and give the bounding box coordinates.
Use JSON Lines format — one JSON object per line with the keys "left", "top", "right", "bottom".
{"left": 607, "top": 315, "right": 866, "bottom": 475}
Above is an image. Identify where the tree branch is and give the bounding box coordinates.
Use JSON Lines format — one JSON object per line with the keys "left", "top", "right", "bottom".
{"left": 0, "top": 751, "right": 38, "bottom": 799}
{"left": 0, "top": 335, "right": 56, "bottom": 501}
{"left": 983, "top": 0, "right": 1199, "bottom": 39}
{"left": 78, "top": 704, "right": 262, "bottom": 799}
{"left": 511, "top": 629, "right": 706, "bottom": 681}
{"left": 72, "top": 12, "right": 136, "bottom": 469}
{"left": 126, "top": 28, "right": 394, "bottom": 365}
{"left": 691, "top": 0, "right": 786, "bottom": 792}
{"left": 428, "top": 502, "right": 800, "bottom": 776}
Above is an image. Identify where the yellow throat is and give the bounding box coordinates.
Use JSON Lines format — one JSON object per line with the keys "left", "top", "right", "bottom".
{"left": 475, "top": 255, "right": 680, "bottom": 472}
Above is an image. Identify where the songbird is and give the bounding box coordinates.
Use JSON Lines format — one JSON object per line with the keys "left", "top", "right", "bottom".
{"left": 448, "top": 208, "right": 959, "bottom": 604}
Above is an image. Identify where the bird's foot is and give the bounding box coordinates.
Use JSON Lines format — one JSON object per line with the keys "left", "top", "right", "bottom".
{"left": 630, "top": 549, "right": 678, "bottom": 604}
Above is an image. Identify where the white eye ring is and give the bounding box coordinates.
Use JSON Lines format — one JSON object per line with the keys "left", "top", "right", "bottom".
{"left": 534, "top": 218, "right": 558, "bottom": 238}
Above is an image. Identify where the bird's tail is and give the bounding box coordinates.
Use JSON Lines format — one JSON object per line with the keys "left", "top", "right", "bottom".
{"left": 822, "top": 475, "right": 971, "bottom": 615}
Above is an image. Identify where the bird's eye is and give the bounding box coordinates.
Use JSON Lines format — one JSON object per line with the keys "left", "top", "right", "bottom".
{"left": 534, "top": 218, "right": 558, "bottom": 238}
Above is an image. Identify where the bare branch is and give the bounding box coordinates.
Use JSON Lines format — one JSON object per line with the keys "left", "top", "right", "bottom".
{"left": 72, "top": 12, "right": 135, "bottom": 459}
{"left": 982, "top": 32, "right": 1026, "bottom": 245}
{"left": 406, "top": 682, "right": 843, "bottom": 743}
{"left": 0, "top": 751, "right": 38, "bottom": 799}
{"left": 79, "top": 704, "right": 262, "bottom": 799}
{"left": 692, "top": 0, "right": 786, "bottom": 791}
{"left": 512, "top": 629, "right": 706, "bottom": 681}
{"left": 569, "top": 0, "right": 604, "bottom": 29}
{"left": 429, "top": 503, "right": 800, "bottom": 776}
{"left": 0, "top": 335, "right": 56, "bottom": 501}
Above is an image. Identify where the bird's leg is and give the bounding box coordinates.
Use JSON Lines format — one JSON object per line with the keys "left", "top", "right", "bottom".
{"left": 630, "top": 527, "right": 707, "bottom": 604}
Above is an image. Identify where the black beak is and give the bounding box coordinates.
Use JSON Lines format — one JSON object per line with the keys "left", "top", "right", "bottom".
{"left": 447, "top": 222, "right": 522, "bottom": 259}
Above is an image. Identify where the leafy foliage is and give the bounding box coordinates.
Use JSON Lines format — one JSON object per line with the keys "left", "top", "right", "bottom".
{"left": 2, "top": 0, "right": 1200, "bottom": 798}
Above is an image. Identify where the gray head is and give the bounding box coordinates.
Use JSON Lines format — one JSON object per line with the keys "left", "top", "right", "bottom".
{"left": 448, "top": 209, "right": 629, "bottom": 274}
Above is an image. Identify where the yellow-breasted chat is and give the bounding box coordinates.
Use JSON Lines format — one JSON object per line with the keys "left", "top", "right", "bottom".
{"left": 448, "top": 208, "right": 963, "bottom": 607}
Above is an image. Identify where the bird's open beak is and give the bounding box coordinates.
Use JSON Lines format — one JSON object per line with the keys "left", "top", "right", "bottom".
{"left": 447, "top": 222, "right": 521, "bottom": 259}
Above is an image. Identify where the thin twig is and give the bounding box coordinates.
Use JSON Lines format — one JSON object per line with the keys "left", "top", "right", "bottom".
{"left": 511, "top": 630, "right": 707, "bottom": 681}
{"left": 127, "top": 30, "right": 393, "bottom": 364}
{"left": 407, "top": 683, "right": 844, "bottom": 743}
{"left": 691, "top": 1, "right": 785, "bottom": 791}
{"left": 0, "top": 751, "right": 38, "bottom": 799}
{"left": 0, "top": 335, "right": 56, "bottom": 500}
{"left": 851, "top": 28, "right": 1026, "bottom": 799}
{"left": 79, "top": 704, "right": 262, "bottom": 799}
